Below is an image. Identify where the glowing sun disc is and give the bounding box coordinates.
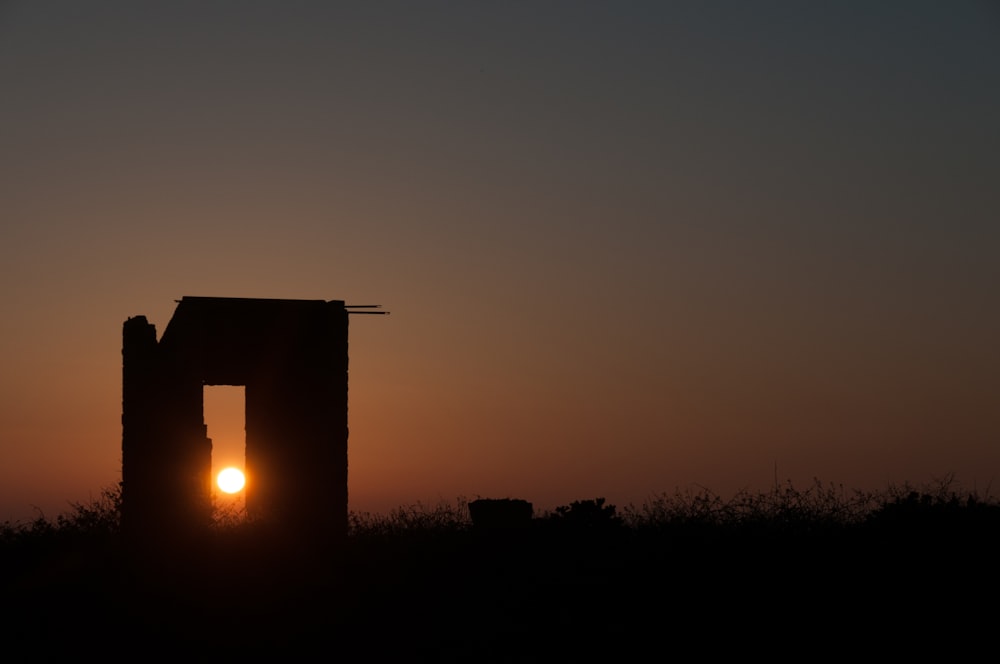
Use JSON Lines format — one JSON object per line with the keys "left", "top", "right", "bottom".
{"left": 217, "top": 467, "right": 246, "bottom": 493}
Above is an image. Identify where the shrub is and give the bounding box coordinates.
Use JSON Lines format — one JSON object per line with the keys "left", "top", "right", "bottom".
{"left": 548, "top": 497, "right": 623, "bottom": 530}
{"left": 55, "top": 483, "right": 122, "bottom": 536}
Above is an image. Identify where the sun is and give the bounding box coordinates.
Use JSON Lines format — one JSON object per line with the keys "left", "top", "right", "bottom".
{"left": 217, "top": 467, "right": 246, "bottom": 494}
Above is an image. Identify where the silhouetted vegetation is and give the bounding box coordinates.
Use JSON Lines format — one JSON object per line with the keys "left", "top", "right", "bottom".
{"left": 5, "top": 476, "right": 998, "bottom": 559}
{"left": 4, "top": 477, "right": 998, "bottom": 658}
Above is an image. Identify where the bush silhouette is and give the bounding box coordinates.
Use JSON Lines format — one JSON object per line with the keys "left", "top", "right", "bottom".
{"left": 549, "top": 497, "right": 623, "bottom": 530}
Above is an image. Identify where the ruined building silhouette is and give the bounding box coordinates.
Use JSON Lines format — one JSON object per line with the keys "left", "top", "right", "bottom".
{"left": 121, "top": 296, "right": 368, "bottom": 543}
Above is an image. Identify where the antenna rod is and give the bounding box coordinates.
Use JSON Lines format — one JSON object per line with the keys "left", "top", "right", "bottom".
{"left": 345, "top": 304, "right": 388, "bottom": 314}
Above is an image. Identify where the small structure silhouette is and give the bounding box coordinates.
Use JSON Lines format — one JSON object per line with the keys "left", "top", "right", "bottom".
{"left": 121, "top": 296, "right": 357, "bottom": 544}
{"left": 468, "top": 498, "right": 534, "bottom": 531}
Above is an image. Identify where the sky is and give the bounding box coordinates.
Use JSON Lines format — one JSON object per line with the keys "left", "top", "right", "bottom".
{"left": 1, "top": 1, "right": 998, "bottom": 522}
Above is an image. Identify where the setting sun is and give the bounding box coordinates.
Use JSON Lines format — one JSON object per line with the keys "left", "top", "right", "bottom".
{"left": 217, "top": 467, "right": 246, "bottom": 494}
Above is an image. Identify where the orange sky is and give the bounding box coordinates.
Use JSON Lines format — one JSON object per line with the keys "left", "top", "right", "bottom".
{"left": 1, "top": 2, "right": 998, "bottom": 522}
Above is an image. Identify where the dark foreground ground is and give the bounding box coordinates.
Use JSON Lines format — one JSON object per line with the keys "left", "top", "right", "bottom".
{"left": 4, "top": 492, "right": 1000, "bottom": 660}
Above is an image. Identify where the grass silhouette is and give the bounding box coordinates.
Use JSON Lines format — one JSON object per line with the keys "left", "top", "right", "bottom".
{"left": 3, "top": 477, "right": 997, "bottom": 658}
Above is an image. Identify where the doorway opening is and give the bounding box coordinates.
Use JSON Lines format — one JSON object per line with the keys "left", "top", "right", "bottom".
{"left": 203, "top": 385, "right": 246, "bottom": 520}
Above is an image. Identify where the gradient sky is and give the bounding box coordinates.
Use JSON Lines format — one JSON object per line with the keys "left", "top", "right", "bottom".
{"left": 2, "top": 1, "right": 998, "bottom": 522}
